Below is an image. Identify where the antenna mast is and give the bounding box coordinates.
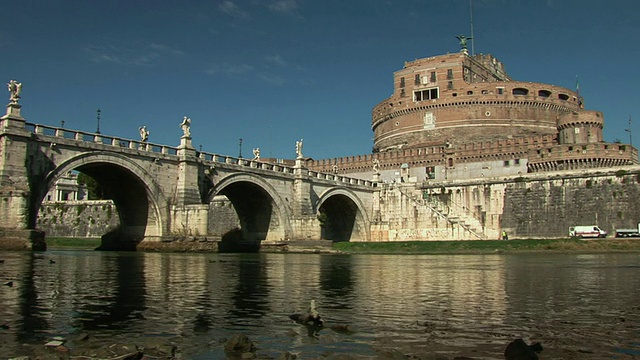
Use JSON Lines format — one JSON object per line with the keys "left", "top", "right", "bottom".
{"left": 469, "top": 0, "right": 475, "bottom": 55}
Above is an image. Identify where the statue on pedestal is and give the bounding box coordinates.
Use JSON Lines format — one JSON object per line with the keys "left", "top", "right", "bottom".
{"left": 7, "top": 80, "right": 22, "bottom": 104}
{"left": 295, "top": 139, "right": 304, "bottom": 159}
{"left": 139, "top": 126, "right": 149, "bottom": 142}
{"left": 455, "top": 34, "right": 472, "bottom": 52}
{"left": 252, "top": 147, "right": 260, "bottom": 160}
{"left": 180, "top": 116, "right": 191, "bottom": 138}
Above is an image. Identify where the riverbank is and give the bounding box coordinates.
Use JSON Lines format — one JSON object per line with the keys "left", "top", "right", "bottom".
{"left": 332, "top": 238, "right": 640, "bottom": 254}
{"left": 42, "top": 237, "right": 640, "bottom": 254}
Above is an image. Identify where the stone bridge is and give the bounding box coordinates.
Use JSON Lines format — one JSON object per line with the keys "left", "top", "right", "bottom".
{"left": 0, "top": 100, "right": 377, "bottom": 251}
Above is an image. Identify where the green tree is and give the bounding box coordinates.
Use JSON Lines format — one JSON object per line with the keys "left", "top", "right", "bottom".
{"left": 77, "top": 172, "right": 104, "bottom": 200}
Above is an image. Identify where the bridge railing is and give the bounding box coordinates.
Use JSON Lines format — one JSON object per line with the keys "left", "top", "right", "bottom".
{"left": 24, "top": 122, "right": 376, "bottom": 187}
{"left": 197, "top": 151, "right": 376, "bottom": 187}
{"left": 25, "top": 123, "right": 179, "bottom": 155}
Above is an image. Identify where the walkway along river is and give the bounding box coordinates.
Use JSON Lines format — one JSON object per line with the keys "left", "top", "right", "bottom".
{"left": 0, "top": 251, "right": 639, "bottom": 359}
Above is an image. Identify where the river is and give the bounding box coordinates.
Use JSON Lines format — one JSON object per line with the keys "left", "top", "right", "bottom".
{"left": 0, "top": 251, "right": 639, "bottom": 359}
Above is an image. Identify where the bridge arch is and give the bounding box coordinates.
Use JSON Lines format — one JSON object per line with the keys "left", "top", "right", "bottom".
{"left": 317, "top": 187, "right": 370, "bottom": 242}
{"left": 38, "top": 152, "right": 169, "bottom": 240}
{"left": 210, "top": 173, "right": 293, "bottom": 244}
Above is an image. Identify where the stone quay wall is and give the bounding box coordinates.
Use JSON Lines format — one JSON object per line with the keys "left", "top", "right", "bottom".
{"left": 376, "top": 166, "right": 640, "bottom": 241}
{"left": 37, "top": 200, "right": 119, "bottom": 238}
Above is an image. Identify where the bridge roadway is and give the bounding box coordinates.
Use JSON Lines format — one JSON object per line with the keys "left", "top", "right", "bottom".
{"left": 0, "top": 101, "right": 378, "bottom": 251}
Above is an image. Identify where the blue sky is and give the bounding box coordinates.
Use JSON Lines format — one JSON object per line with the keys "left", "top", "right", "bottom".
{"left": 2, "top": 0, "right": 639, "bottom": 160}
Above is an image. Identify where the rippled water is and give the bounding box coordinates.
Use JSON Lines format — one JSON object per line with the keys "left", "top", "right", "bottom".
{"left": 0, "top": 251, "right": 639, "bottom": 359}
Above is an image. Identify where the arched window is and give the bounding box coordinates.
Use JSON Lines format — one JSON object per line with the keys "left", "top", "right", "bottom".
{"left": 512, "top": 88, "right": 529, "bottom": 96}
{"left": 558, "top": 93, "right": 569, "bottom": 101}
{"left": 538, "top": 90, "right": 551, "bottom": 97}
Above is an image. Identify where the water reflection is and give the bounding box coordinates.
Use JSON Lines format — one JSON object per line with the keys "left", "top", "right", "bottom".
{"left": 0, "top": 251, "right": 638, "bottom": 358}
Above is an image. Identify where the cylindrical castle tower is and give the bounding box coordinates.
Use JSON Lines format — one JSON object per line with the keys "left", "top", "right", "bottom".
{"left": 371, "top": 52, "right": 585, "bottom": 152}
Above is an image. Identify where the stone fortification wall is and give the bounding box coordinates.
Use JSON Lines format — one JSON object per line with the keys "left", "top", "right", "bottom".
{"left": 501, "top": 169, "right": 640, "bottom": 238}
{"left": 375, "top": 166, "right": 640, "bottom": 241}
{"left": 37, "top": 201, "right": 119, "bottom": 238}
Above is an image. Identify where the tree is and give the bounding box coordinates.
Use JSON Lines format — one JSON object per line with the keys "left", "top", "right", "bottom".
{"left": 77, "top": 172, "right": 104, "bottom": 200}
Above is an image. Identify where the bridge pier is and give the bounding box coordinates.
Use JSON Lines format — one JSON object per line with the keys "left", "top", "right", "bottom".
{"left": 0, "top": 102, "right": 46, "bottom": 249}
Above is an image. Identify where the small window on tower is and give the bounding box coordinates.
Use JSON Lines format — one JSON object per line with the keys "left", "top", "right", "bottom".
{"left": 430, "top": 71, "right": 436, "bottom": 82}
{"left": 447, "top": 69, "right": 453, "bottom": 80}
{"left": 415, "top": 74, "right": 420, "bottom": 85}
{"left": 400, "top": 77, "right": 405, "bottom": 88}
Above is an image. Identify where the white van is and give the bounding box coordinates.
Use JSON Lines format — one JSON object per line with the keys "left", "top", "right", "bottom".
{"left": 569, "top": 225, "right": 607, "bottom": 238}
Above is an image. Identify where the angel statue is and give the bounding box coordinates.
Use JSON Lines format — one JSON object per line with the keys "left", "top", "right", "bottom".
{"left": 7, "top": 80, "right": 22, "bottom": 103}
{"left": 252, "top": 147, "right": 261, "bottom": 160}
{"left": 455, "top": 34, "right": 472, "bottom": 51}
{"left": 139, "top": 126, "right": 149, "bottom": 142}
{"left": 295, "top": 139, "right": 304, "bottom": 159}
{"left": 180, "top": 116, "right": 191, "bottom": 138}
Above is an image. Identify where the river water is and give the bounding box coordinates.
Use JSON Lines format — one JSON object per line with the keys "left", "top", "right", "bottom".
{"left": 0, "top": 251, "right": 639, "bottom": 359}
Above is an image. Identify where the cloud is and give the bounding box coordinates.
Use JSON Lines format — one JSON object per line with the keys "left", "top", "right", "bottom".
{"left": 265, "top": 54, "right": 286, "bottom": 67}
{"left": 205, "top": 63, "right": 254, "bottom": 76}
{"left": 219, "top": 1, "right": 250, "bottom": 20}
{"left": 267, "top": 0, "right": 300, "bottom": 15}
{"left": 84, "top": 42, "right": 184, "bottom": 66}
{"left": 258, "top": 73, "right": 286, "bottom": 86}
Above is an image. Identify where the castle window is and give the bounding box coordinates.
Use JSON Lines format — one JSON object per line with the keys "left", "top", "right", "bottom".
{"left": 497, "top": 87, "right": 504, "bottom": 95}
{"left": 447, "top": 69, "right": 453, "bottom": 80}
{"left": 447, "top": 81, "right": 453, "bottom": 90}
{"left": 512, "top": 88, "right": 529, "bottom": 96}
{"left": 482, "top": 90, "right": 488, "bottom": 94}
{"left": 415, "top": 74, "right": 421, "bottom": 85}
{"left": 558, "top": 93, "right": 569, "bottom": 100}
{"left": 504, "top": 160, "right": 510, "bottom": 166}
{"left": 430, "top": 71, "right": 436, "bottom": 82}
{"left": 467, "top": 91, "right": 473, "bottom": 95}
{"left": 400, "top": 77, "right": 405, "bottom": 88}
{"left": 514, "top": 159, "right": 521, "bottom": 165}
{"left": 538, "top": 90, "right": 552, "bottom": 97}
{"left": 414, "top": 88, "right": 439, "bottom": 101}
{"left": 401, "top": 89, "right": 406, "bottom": 97}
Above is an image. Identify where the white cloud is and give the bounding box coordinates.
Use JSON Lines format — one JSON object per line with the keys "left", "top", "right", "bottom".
{"left": 84, "top": 42, "right": 185, "bottom": 66}
{"left": 267, "top": 0, "right": 300, "bottom": 15}
{"left": 265, "top": 54, "right": 286, "bottom": 67}
{"left": 205, "top": 63, "right": 254, "bottom": 75}
{"left": 219, "top": 1, "right": 250, "bottom": 20}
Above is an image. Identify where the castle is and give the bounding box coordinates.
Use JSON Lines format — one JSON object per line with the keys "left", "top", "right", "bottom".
{"left": 308, "top": 47, "right": 638, "bottom": 182}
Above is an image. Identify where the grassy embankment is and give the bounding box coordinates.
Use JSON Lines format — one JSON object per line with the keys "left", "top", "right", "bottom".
{"left": 46, "top": 237, "right": 101, "bottom": 249}
{"left": 332, "top": 238, "right": 640, "bottom": 254}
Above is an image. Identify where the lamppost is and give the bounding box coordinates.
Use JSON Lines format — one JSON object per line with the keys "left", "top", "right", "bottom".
{"left": 96, "top": 109, "right": 101, "bottom": 134}
{"left": 239, "top": 138, "right": 243, "bottom": 158}
{"left": 625, "top": 115, "right": 633, "bottom": 146}
{"left": 60, "top": 120, "right": 65, "bottom": 128}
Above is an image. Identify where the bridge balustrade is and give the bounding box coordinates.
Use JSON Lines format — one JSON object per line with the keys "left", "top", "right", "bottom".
{"left": 26, "top": 123, "right": 179, "bottom": 155}
{"left": 23, "top": 122, "right": 376, "bottom": 188}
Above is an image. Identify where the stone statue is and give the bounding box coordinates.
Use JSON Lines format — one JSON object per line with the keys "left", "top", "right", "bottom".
{"left": 252, "top": 147, "right": 260, "bottom": 160}
{"left": 372, "top": 158, "right": 380, "bottom": 174}
{"left": 180, "top": 116, "right": 191, "bottom": 138}
{"left": 295, "top": 139, "right": 304, "bottom": 159}
{"left": 139, "top": 126, "right": 149, "bottom": 142}
{"left": 455, "top": 34, "right": 472, "bottom": 51}
{"left": 7, "top": 80, "right": 22, "bottom": 104}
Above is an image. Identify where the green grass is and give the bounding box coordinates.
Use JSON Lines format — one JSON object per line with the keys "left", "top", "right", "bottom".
{"left": 332, "top": 238, "right": 640, "bottom": 254}
{"left": 46, "top": 237, "right": 102, "bottom": 249}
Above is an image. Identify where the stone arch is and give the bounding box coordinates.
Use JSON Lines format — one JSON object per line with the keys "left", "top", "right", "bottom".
{"left": 38, "top": 152, "right": 168, "bottom": 239}
{"left": 317, "top": 187, "right": 370, "bottom": 242}
{"left": 210, "top": 173, "right": 292, "bottom": 243}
